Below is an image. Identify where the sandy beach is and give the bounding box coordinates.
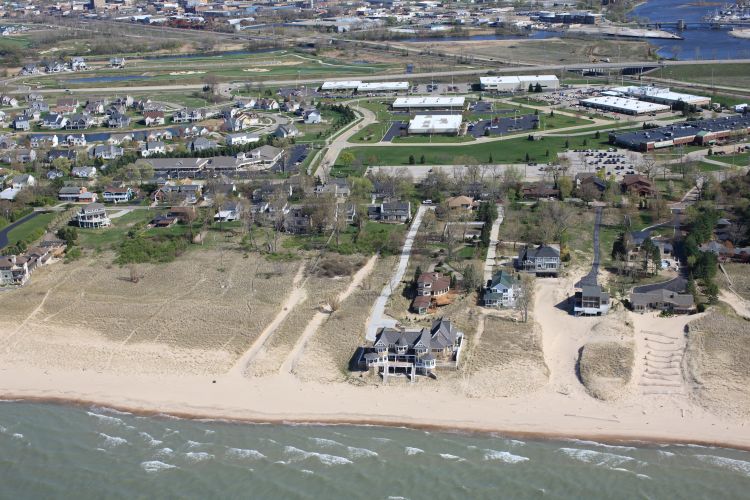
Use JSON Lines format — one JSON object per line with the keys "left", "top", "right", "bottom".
{"left": 1, "top": 254, "right": 749, "bottom": 449}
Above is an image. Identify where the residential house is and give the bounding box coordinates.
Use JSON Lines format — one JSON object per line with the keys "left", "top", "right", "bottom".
{"left": 3, "top": 149, "right": 36, "bottom": 164}
{"left": 102, "top": 186, "right": 135, "bottom": 203}
{"left": 58, "top": 185, "right": 88, "bottom": 202}
{"left": 90, "top": 144, "right": 123, "bottom": 160}
{"left": 483, "top": 270, "right": 519, "bottom": 308}
{"left": 66, "top": 134, "right": 87, "bottom": 147}
{"left": 107, "top": 112, "right": 131, "bottom": 128}
{"left": 152, "top": 182, "right": 202, "bottom": 204}
{"left": 303, "top": 109, "right": 322, "bottom": 124}
{"left": 238, "top": 145, "right": 283, "bottom": 169}
{"left": 340, "top": 202, "right": 356, "bottom": 224}
{"left": 224, "top": 111, "right": 259, "bottom": 132}
{"left": 417, "top": 272, "right": 451, "bottom": 297}
{"left": 70, "top": 57, "right": 86, "bottom": 71}
{"left": 314, "top": 178, "right": 351, "bottom": 199}
{"left": 78, "top": 191, "right": 98, "bottom": 203}
{"left": 368, "top": 201, "right": 411, "bottom": 223}
{"left": 29, "top": 101, "right": 50, "bottom": 114}
{"left": 226, "top": 132, "right": 260, "bottom": 146}
{"left": 255, "top": 98, "right": 279, "bottom": 111}
{"left": 172, "top": 108, "right": 203, "bottom": 124}
{"left": 71, "top": 166, "right": 97, "bottom": 179}
{"left": 84, "top": 100, "right": 106, "bottom": 115}
{"left": 20, "top": 64, "right": 40, "bottom": 76}
{"left": 445, "top": 195, "right": 476, "bottom": 211}
{"left": 522, "top": 183, "right": 560, "bottom": 200}
{"left": 573, "top": 285, "right": 610, "bottom": 316}
{"left": 12, "top": 115, "right": 30, "bottom": 131}
{"left": 71, "top": 202, "right": 110, "bottom": 228}
{"left": 41, "top": 113, "right": 68, "bottom": 130}
{"left": 10, "top": 174, "right": 35, "bottom": 189}
{"left": 0, "top": 255, "right": 30, "bottom": 286}
{"left": 516, "top": 244, "right": 561, "bottom": 276}
{"left": 621, "top": 174, "right": 656, "bottom": 197}
{"left": 214, "top": 200, "right": 243, "bottom": 222}
{"left": 110, "top": 57, "right": 126, "bottom": 68}
{"left": 630, "top": 288, "right": 695, "bottom": 314}
{"left": 46, "top": 169, "right": 64, "bottom": 180}
{"left": 143, "top": 110, "right": 165, "bottom": 126}
{"left": 140, "top": 141, "right": 166, "bottom": 158}
{"left": 1, "top": 95, "right": 19, "bottom": 107}
{"left": 47, "top": 149, "right": 78, "bottom": 162}
{"left": 30, "top": 134, "right": 58, "bottom": 148}
{"left": 189, "top": 137, "right": 218, "bottom": 153}
{"left": 44, "top": 61, "right": 65, "bottom": 73}
{"left": 54, "top": 98, "right": 79, "bottom": 114}
{"left": 576, "top": 173, "right": 607, "bottom": 197}
{"left": 275, "top": 123, "right": 299, "bottom": 139}
{"left": 65, "top": 113, "right": 93, "bottom": 130}
{"left": 284, "top": 205, "right": 313, "bottom": 234}
{"left": 361, "top": 318, "right": 464, "bottom": 381}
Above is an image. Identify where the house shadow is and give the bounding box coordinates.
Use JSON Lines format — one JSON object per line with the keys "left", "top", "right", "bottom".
{"left": 348, "top": 347, "right": 368, "bottom": 373}
{"left": 574, "top": 346, "right": 584, "bottom": 385}
{"left": 554, "top": 296, "right": 573, "bottom": 314}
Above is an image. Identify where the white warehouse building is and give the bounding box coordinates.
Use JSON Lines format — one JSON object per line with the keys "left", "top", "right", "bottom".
{"left": 320, "top": 80, "right": 361, "bottom": 91}
{"left": 580, "top": 96, "right": 671, "bottom": 115}
{"left": 609, "top": 86, "right": 711, "bottom": 108}
{"left": 408, "top": 114, "right": 463, "bottom": 135}
{"left": 392, "top": 96, "right": 466, "bottom": 111}
{"left": 480, "top": 75, "right": 560, "bottom": 92}
{"left": 357, "top": 81, "right": 409, "bottom": 93}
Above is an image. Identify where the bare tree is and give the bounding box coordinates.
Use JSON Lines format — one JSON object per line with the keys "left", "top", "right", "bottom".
{"left": 128, "top": 264, "right": 140, "bottom": 284}
{"left": 517, "top": 274, "right": 535, "bottom": 323}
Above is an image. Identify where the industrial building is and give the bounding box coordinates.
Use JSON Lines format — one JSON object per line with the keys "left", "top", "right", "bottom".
{"left": 321, "top": 80, "right": 410, "bottom": 93}
{"left": 320, "top": 80, "right": 361, "bottom": 91}
{"left": 609, "top": 86, "right": 711, "bottom": 108}
{"left": 610, "top": 114, "right": 750, "bottom": 151}
{"left": 479, "top": 75, "right": 559, "bottom": 92}
{"left": 408, "top": 114, "right": 463, "bottom": 135}
{"left": 392, "top": 96, "right": 466, "bottom": 111}
{"left": 580, "top": 96, "right": 671, "bottom": 115}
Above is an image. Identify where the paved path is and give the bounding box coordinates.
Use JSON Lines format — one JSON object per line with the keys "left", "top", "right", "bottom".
{"left": 575, "top": 206, "right": 602, "bottom": 288}
{"left": 483, "top": 205, "right": 504, "bottom": 284}
{"left": 0, "top": 211, "right": 42, "bottom": 250}
{"left": 314, "top": 100, "right": 377, "bottom": 180}
{"left": 365, "top": 205, "right": 431, "bottom": 341}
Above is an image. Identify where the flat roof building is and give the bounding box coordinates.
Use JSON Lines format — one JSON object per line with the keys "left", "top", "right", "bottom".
{"left": 392, "top": 96, "right": 466, "bottom": 111}
{"left": 320, "top": 80, "right": 362, "bottom": 91}
{"left": 580, "top": 96, "right": 671, "bottom": 115}
{"left": 480, "top": 75, "right": 559, "bottom": 92}
{"left": 357, "top": 81, "right": 410, "bottom": 93}
{"left": 408, "top": 114, "right": 463, "bottom": 135}
{"left": 610, "top": 86, "right": 711, "bottom": 107}
{"left": 610, "top": 114, "right": 750, "bottom": 151}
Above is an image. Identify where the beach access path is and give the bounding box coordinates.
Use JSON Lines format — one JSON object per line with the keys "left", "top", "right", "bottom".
{"left": 483, "top": 205, "right": 504, "bottom": 284}
{"left": 366, "top": 204, "right": 431, "bottom": 341}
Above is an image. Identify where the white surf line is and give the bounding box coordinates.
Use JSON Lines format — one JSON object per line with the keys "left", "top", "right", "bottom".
{"left": 227, "top": 262, "right": 307, "bottom": 378}
{"left": 365, "top": 205, "right": 431, "bottom": 342}
{"left": 281, "top": 255, "right": 378, "bottom": 375}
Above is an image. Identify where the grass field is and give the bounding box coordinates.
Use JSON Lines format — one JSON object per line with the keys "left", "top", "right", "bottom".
{"left": 4, "top": 212, "right": 55, "bottom": 248}
{"left": 652, "top": 63, "right": 750, "bottom": 90}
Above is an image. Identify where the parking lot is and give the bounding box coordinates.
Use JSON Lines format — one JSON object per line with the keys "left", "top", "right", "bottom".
{"left": 468, "top": 114, "right": 539, "bottom": 138}
{"left": 559, "top": 148, "right": 639, "bottom": 180}
{"left": 383, "top": 121, "right": 408, "bottom": 141}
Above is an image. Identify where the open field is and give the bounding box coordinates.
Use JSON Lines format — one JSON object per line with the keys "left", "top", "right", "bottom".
{"left": 721, "top": 263, "right": 750, "bottom": 301}
{"left": 650, "top": 63, "right": 750, "bottom": 90}
{"left": 0, "top": 250, "right": 298, "bottom": 374}
{"left": 401, "top": 37, "right": 655, "bottom": 66}
{"left": 685, "top": 311, "right": 750, "bottom": 418}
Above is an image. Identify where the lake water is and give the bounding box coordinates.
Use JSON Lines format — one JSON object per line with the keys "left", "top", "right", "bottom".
{"left": 630, "top": 0, "right": 750, "bottom": 59}
{"left": 1, "top": 401, "right": 749, "bottom": 498}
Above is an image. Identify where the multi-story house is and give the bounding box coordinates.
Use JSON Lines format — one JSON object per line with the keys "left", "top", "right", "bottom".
{"left": 71, "top": 202, "right": 110, "bottom": 228}
{"left": 516, "top": 244, "right": 561, "bottom": 276}
{"left": 483, "top": 270, "right": 519, "bottom": 308}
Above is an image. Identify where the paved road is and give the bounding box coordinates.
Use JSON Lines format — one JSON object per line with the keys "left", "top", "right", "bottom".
{"left": 0, "top": 211, "right": 42, "bottom": 250}
{"left": 576, "top": 206, "right": 602, "bottom": 288}
{"left": 365, "top": 205, "right": 432, "bottom": 341}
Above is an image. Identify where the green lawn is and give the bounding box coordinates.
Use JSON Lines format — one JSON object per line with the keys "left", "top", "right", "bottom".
{"left": 391, "top": 135, "right": 475, "bottom": 144}
{"left": 282, "top": 220, "right": 405, "bottom": 255}
{"left": 5, "top": 212, "right": 55, "bottom": 248}
{"left": 77, "top": 209, "right": 153, "bottom": 250}
{"left": 653, "top": 63, "right": 750, "bottom": 92}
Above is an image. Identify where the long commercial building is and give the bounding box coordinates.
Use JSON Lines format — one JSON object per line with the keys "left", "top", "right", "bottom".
{"left": 609, "top": 86, "right": 711, "bottom": 108}
{"left": 580, "top": 96, "right": 671, "bottom": 115}
{"left": 320, "top": 80, "right": 409, "bottom": 93}
{"left": 408, "top": 114, "right": 463, "bottom": 135}
{"left": 392, "top": 96, "right": 466, "bottom": 111}
{"left": 610, "top": 114, "right": 750, "bottom": 151}
{"left": 479, "top": 75, "right": 559, "bottom": 92}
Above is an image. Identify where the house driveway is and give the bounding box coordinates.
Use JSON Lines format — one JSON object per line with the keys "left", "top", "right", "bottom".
{"left": 365, "top": 204, "right": 432, "bottom": 341}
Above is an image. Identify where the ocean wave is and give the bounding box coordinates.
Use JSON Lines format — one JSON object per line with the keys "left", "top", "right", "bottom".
{"left": 347, "top": 446, "right": 378, "bottom": 458}
{"left": 309, "top": 437, "right": 343, "bottom": 448}
{"left": 283, "top": 446, "right": 353, "bottom": 466}
{"left": 204, "top": 429, "right": 215, "bottom": 436}
{"left": 566, "top": 439, "right": 637, "bottom": 451}
{"left": 11, "top": 433, "right": 24, "bottom": 440}
{"left": 559, "top": 448, "right": 642, "bottom": 469}
{"left": 139, "top": 432, "right": 163, "bottom": 447}
{"left": 371, "top": 437, "right": 392, "bottom": 443}
{"left": 405, "top": 447, "right": 424, "bottom": 456}
{"left": 439, "top": 453, "right": 466, "bottom": 462}
{"left": 141, "top": 460, "right": 177, "bottom": 473}
{"left": 186, "top": 440, "right": 206, "bottom": 449}
{"left": 87, "top": 412, "right": 125, "bottom": 426}
{"left": 507, "top": 440, "right": 526, "bottom": 447}
{"left": 636, "top": 474, "right": 652, "bottom": 480}
{"left": 483, "top": 449, "right": 529, "bottom": 464}
{"left": 694, "top": 455, "right": 750, "bottom": 477}
{"left": 301, "top": 469, "right": 314, "bottom": 475}
{"left": 90, "top": 406, "right": 132, "bottom": 416}
{"left": 154, "top": 447, "right": 174, "bottom": 458}
{"left": 98, "top": 433, "right": 127, "bottom": 448}
{"left": 657, "top": 450, "right": 676, "bottom": 457}
{"left": 226, "top": 448, "right": 266, "bottom": 460}
{"left": 185, "top": 452, "right": 215, "bottom": 463}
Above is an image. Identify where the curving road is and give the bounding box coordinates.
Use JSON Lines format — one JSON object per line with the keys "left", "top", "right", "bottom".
{"left": 0, "top": 212, "right": 42, "bottom": 250}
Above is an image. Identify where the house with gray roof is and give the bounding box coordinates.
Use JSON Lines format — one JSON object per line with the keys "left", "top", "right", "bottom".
{"left": 367, "top": 200, "right": 411, "bottom": 224}
{"left": 630, "top": 288, "right": 695, "bottom": 314}
{"left": 483, "top": 270, "right": 519, "bottom": 308}
{"left": 516, "top": 244, "right": 561, "bottom": 276}
{"left": 573, "top": 285, "right": 610, "bottom": 316}
{"left": 360, "top": 318, "right": 464, "bottom": 382}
